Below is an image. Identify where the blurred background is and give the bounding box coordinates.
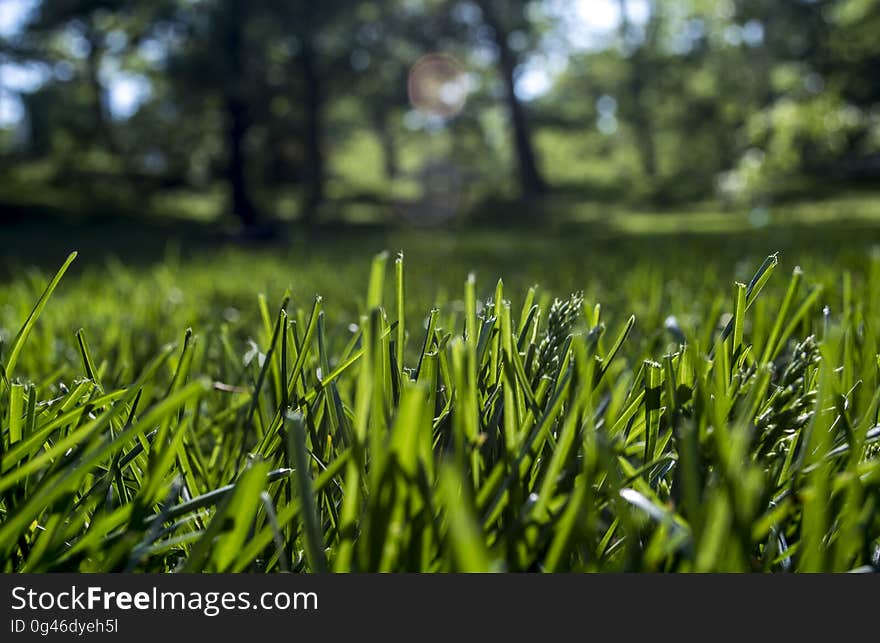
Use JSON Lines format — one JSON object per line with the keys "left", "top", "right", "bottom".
{"left": 0, "top": 0, "right": 879, "bottom": 246}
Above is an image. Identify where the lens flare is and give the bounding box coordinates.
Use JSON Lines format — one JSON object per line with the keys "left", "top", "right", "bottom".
{"left": 407, "top": 53, "right": 469, "bottom": 119}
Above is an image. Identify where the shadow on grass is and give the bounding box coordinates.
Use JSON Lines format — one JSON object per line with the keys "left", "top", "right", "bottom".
{"left": 2, "top": 196, "right": 880, "bottom": 280}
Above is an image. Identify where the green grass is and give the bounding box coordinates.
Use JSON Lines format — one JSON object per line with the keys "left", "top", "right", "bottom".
{"left": 1, "top": 225, "right": 880, "bottom": 572}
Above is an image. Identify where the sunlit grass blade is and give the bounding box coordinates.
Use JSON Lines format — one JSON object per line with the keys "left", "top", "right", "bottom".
{"left": 3, "top": 251, "right": 77, "bottom": 384}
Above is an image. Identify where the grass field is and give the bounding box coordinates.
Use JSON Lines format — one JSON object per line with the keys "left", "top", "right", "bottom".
{"left": 1, "top": 212, "right": 880, "bottom": 572}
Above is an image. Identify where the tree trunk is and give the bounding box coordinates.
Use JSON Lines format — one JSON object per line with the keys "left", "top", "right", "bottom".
{"left": 223, "top": 0, "right": 257, "bottom": 228}
{"left": 375, "top": 112, "right": 398, "bottom": 182}
{"left": 225, "top": 96, "right": 257, "bottom": 227}
{"left": 629, "top": 55, "right": 657, "bottom": 179}
{"left": 301, "top": 32, "right": 325, "bottom": 225}
{"left": 618, "top": 0, "right": 658, "bottom": 179}
{"left": 478, "top": 0, "right": 546, "bottom": 198}
{"left": 84, "top": 30, "right": 118, "bottom": 156}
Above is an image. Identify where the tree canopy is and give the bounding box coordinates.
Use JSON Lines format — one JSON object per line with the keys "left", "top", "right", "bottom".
{"left": 1, "top": 0, "right": 878, "bottom": 226}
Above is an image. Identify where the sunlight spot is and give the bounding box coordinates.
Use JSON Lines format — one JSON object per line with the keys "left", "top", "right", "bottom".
{"left": 515, "top": 66, "right": 551, "bottom": 101}
{"left": 597, "top": 113, "right": 618, "bottom": 135}
{"left": 108, "top": 73, "right": 152, "bottom": 120}
{"left": 0, "top": 91, "right": 24, "bottom": 128}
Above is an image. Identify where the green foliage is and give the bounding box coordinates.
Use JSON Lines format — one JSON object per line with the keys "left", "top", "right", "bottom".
{"left": 720, "top": 93, "right": 870, "bottom": 203}
{"left": 4, "top": 0, "right": 880, "bottom": 219}
{"left": 2, "top": 243, "right": 879, "bottom": 572}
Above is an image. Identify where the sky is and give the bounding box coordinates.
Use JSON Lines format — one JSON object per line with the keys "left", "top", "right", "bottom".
{"left": 0, "top": 0, "right": 642, "bottom": 127}
{"left": 0, "top": 0, "right": 47, "bottom": 126}
{"left": 572, "top": 0, "right": 651, "bottom": 45}
{"left": 517, "top": 0, "right": 650, "bottom": 100}
{"left": 0, "top": 0, "right": 37, "bottom": 38}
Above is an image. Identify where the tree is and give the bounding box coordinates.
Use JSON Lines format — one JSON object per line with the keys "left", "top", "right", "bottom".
{"left": 617, "top": 0, "right": 660, "bottom": 179}
{"left": 220, "top": 0, "right": 257, "bottom": 227}
{"left": 162, "top": 0, "right": 273, "bottom": 228}
{"left": 17, "top": 1, "right": 172, "bottom": 167}
{"left": 472, "top": 0, "right": 546, "bottom": 198}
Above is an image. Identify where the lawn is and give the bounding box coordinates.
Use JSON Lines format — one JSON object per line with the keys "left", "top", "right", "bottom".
{"left": 1, "top": 210, "right": 880, "bottom": 572}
